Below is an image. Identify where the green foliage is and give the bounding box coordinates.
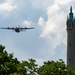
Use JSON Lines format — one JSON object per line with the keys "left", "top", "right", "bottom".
{"left": 1, "top": 44, "right": 75, "bottom": 75}
{"left": 0, "top": 44, "right": 22, "bottom": 75}
{"left": 37, "top": 59, "right": 67, "bottom": 75}
{"left": 10, "top": 73, "right": 21, "bottom": 75}
{"left": 22, "top": 58, "right": 38, "bottom": 75}
{"left": 0, "top": 44, "right": 38, "bottom": 75}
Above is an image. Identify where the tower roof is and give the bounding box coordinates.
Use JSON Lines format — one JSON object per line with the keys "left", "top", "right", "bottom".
{"left": 70, "top": 6, "right": 72, "bottom": 13}
{"left": 69, "top": 6, "right": 73, "bottom": 20}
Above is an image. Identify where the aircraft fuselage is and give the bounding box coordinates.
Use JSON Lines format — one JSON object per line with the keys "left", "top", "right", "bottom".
{"left": 15, "top": 28, "right": 20, "bottom": 33}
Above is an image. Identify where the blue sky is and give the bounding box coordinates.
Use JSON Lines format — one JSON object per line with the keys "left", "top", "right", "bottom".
{"left": 0, "top": 0, "right": 75, "bottom": 65}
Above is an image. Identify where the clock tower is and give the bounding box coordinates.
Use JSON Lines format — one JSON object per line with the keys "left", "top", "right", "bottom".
{"left": 66, "top": 6, "right": 75, "bottom": 69}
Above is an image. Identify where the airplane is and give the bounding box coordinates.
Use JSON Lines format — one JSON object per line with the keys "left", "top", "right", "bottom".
{"left": 1, "top": 26, "right": 34, "bottom": 33}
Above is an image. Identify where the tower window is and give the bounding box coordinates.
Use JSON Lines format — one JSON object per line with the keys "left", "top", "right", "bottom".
{"left": 70, "top": 42, "right": 71, "bottom": 46}
{"left": 69, "top": 58, "right": 71, "bottom": 62}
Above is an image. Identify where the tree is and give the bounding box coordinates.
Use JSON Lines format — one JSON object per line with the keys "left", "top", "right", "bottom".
{"left": 10, "top": 59, "right": 38, "bottom": 75}
{"left": 0, "top": 44, "right": 38, "bottom": 75}
{"left": 0, "top": 44, "right": 26, "bottom": 75}
{"left": 37, "top": 59, "right": 68, "bottom": 75}
{"left": 1, "top": 44, "right": 75, "bottom": 75}
{"left": 22, "top": 58, "right": 38, "bottom": 75}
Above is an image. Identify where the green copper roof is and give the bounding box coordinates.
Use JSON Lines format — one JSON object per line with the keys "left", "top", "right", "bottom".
{"left": 69, "top": 6, "right": 73, "bottom": 20}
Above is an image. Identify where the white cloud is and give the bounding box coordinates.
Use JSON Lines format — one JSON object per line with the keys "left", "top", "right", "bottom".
{"left": 38, "top": 0, "right": 72, "bottom": 58}
{"left": 22, "top": 20, "right": 32, "bottom": 27}
{"left": 38, "top": 17, "right": 46, "bottom": 31}
{"left": 32, "top": 0, "right": 53, "bottom": 10}
{"left": 39, "top": 0, "right": 73, "bottom": 38}
{"left": 38, "top": 17, "right": 45, "bottom": 26}
{"left": 47, "top": 4, "right": 60, "bottom": 16}
{"left": 0, "top": 0, "right": 17, "bottom": 17}
{"left": 0, "top": 2, "right": 16, "bottom": 12}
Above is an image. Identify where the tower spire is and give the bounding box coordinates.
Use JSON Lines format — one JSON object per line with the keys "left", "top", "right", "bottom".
{"left": 70, "top": 6, "right": 72, "bottom": 13}
{"left": 69, "top": 6, "right": 73, "bottom": 20}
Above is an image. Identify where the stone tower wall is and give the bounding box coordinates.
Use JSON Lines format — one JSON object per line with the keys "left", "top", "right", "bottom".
{"left": 67, "top": 6, "right": 75, "bottom": 69}
{"left": 67, "top": 27, "right": 75, "bottom": 69}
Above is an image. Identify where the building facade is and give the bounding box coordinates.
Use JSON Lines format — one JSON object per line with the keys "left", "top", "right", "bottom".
{"left": 66, "top": 6, "right": 75, "bottom": 69}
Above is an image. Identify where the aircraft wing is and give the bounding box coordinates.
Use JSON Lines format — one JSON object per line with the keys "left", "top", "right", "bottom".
{"left": 20, "top": 27, "right": 34, "bottom": 29}
{"left": 1, "top": 27, "right": 15, "bottom": 30}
